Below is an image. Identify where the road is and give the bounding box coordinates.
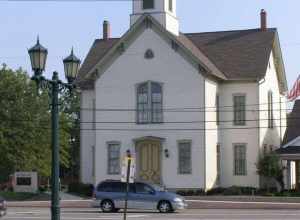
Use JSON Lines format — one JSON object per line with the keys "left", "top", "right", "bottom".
{"left": 3, "top": 207, "right": 300, "bottom": 220}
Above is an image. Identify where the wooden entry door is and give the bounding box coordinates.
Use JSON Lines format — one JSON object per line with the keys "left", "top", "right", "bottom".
{"left": 136, "top": 141, "right": 161, "bottom": 184}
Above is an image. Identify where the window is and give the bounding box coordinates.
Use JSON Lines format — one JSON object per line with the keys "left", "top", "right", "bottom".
{"left": 92, "top": 99, "right": 96, "bottom": 130}
{"left": 268, "top": 91, "right": 274, "bottom": 128}
{"left": 169, "top": 0, "right": 173, "bottom": 12}
{"left": 178, "top": 141, "right": 192, "bottom": 174}
{"left": 216, "top": 95, "right": 220, "bottom": 125}
{"left": 216, "top": 144, "right": 221, "bottom": 184}
{"left": 143, "top": 0, "right": 154, "bottom": 9}
{"left": 134, "top": 183, "right": 154, "bottom": 194}
{"left": 234, "top": 144, "right": 247, "bottom": 176}
{"left": 233, "top": 95, "right": 246, "bottom": 125}
{"left": 137, "top": 82, "right": 163, "bottom": 124}
{"left": 107, "top": 142, "right": 121, "bottom": 175}
{"left": 91, "top": 146, "right": 95, "bottom": 177}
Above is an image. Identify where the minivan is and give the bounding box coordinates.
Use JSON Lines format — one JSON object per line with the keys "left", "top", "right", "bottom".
{"left": 93, "top": 180, "right": 187, "bottom": 213}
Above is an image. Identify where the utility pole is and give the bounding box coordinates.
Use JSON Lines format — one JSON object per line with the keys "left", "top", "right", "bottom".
{"left": 123, "top": 150, "right": 131, "bottom": 220}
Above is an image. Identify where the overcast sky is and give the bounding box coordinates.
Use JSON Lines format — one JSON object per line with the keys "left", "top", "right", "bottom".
{"left": 0, "top": 0, "right": 299, "bottom": 90}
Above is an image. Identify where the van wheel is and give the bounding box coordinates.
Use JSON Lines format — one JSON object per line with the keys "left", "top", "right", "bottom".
{"left": 101, "top": 200, "right": 115, "bottom": 213}
{"left": 158, "top": 201, "right": 173, "bottom": 213}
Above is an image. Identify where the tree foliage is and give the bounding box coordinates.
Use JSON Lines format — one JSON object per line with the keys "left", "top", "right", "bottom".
{"left": 256, "top": 152, "right": 284, "bottom": 190}
{"left": 0, "top": 64, "right": 77, "bottom": 183}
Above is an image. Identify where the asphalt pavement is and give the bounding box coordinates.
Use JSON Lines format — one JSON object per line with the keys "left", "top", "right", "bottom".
{"left": 3, "top": 207, "right": 300, "bottom": 220}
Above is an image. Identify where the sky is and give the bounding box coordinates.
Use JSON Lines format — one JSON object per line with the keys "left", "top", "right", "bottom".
{"left": 0, "top": 0, "right": 300, "bottom": 90}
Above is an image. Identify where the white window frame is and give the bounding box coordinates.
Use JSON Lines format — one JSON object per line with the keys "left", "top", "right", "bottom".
{"left": 216, "top": 144, "right": 221, "bottom": 184}
{"left": 177, "top": 140, "right": 192, "bottom": 175}
{"left": 233, "top": 143, "right": 247, "bottom": 176}
{"left": 107, "top": 141, "right": 121, "bottom": 175}
{"left": 142, "top": 0, "right": 154, "bottom": 10}
{"left": 136, "top": 81, "right": 163, "bottom": 124}
{"left": 268, "top": 91, "right": 274, "bottom": 129}
{"left": 169, "top": 0, "right": 173, "bottom": 12}
{"left": 233, "top": 94, "right": 246, "bottom": 126}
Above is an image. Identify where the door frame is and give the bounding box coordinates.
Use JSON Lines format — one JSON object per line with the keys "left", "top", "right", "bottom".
{"left": 133, "top": 136, "right": 165, "bottom": 185}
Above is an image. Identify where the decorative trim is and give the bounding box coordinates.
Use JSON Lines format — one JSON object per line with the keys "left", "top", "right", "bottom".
{"left": 171, "top": 40, "right": 179, "bottom": 51}
{"left": 117, "top": 43, "right": 125, "bottom": 54}
{"left": 144, "top": 49, "right": 154, "bottom": 59}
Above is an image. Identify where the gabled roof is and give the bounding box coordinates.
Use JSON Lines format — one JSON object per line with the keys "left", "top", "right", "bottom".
{"left": 77, "top": 38, "right": 119, "bottom": 82}
{"left": 76, "top": 15, "right": 226, "bottom": 88}
{"left": 185, "top": 28, "right": 276, "bottom": 80}
{"left": 76, "top": 15, "right": 287, "bottom": 91}
{"left": 282, "top": 100, "right": 300, "bottom": 145}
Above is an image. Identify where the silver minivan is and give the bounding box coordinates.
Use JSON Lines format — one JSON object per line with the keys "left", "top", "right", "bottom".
{"left": 92, "top": 180, "right": 187, "bottom": 213}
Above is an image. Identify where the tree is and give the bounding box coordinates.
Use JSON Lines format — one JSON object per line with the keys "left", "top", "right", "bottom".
{"left": 256, "top": 152, "right": 285, "bottom": 192}
{"left": 0, "top": 64, "right": 73, "bottom": 183}
{"left": 59, "top": 90, "right": 80, "bottom": 182}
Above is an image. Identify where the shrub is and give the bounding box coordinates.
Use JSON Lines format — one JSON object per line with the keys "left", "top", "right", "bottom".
{"left": 206, "top": 187, "right": 225, "bottom": 195}
{"left": 68, "top": 182, "right": 94, "bottom": 197}
{"left": 176, "top": 189, "right": 205, "bottom": 196}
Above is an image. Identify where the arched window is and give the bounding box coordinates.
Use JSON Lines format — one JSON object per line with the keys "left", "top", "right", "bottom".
{"left": 143, "top": 0, "right": 154, "bottom": 10}
{"left": 137, "top": 81, "right": 163, "bottom": 124}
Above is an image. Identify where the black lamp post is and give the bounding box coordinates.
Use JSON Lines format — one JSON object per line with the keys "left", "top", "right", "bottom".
{"left": 28, "top": 37, "right": 80, "bottom": 220}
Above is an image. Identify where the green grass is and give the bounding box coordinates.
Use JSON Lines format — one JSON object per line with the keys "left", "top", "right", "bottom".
{"left": 0, "top": 191, "right": 50, "bottom": 201}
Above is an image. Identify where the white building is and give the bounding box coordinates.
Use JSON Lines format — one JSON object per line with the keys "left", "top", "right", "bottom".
{"left": 76, "top": 0, "right": 288, "bottom": 190}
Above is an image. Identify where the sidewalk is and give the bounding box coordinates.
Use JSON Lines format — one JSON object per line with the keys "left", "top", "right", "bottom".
{"left": 7, "top": 196, "right": 300, "bottom": 209}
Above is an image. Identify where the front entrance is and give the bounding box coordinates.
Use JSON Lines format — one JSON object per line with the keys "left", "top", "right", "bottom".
{"left": 136, "top": 140, "right": 162, "bottom": 184}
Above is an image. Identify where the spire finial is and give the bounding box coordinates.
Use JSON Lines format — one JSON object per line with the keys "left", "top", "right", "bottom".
{"left": 71, "top": 47, "right": 74, "bottom": 55}
{"left": 37, "top": 35, "right": 40, "bottom": 44}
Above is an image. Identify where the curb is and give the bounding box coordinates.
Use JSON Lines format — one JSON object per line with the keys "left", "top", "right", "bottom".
{"left": 7, "top": 199, "right": 300, "bottom": 209}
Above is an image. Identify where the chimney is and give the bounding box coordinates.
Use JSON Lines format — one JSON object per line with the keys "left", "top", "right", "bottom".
{"left": 260, "top": 9, "right": 267, "bottom": 31}
{"left": 103, "top": 20, "right": 111, "bottom": 40}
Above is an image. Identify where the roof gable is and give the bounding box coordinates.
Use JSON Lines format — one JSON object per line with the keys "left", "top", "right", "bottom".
{"left": 76, "top": 17, "right": 287, "bottom": 91}
{"left": 76, "top": 14, "right": 226, "bottom": 88}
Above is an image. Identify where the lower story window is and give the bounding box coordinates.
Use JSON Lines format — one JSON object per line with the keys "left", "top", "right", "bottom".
{"left": 107, "top": 142, "right": 121, "bottom": 175}
{"left": 234, "top": 143, "right": 247, "bottom": 176}
{"left": 178, "top": 141, "right": 192, "bottom": 174}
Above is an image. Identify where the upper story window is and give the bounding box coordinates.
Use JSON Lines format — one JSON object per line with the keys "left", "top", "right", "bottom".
{"left": 216, "top": 95, "right": 220, "bottom": 125}
{"left": 137, "top": 81, "right": 163, "bottom": 124}
{"left": 268, "top": 91, "right": 274, "bottom": 128}
{"left": 143, "top": 0, "right": 154, "bottom": 9}
{"left": 169, "top": 0, "right": 173, "bottom": 12}
{"left": 233, "top": 94, "right": 246, "bottom": 126}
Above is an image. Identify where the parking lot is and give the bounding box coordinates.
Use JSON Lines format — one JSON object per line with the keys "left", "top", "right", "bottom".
{"left": 3, "top": 207, "right": 300, "bottom": 220}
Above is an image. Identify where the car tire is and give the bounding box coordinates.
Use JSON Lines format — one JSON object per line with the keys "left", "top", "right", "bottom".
{"left": 101, "top": 199, "right": 115, "bottom": 213}
{"left": 158, "top": 200, "right": 173, "bottom": 213}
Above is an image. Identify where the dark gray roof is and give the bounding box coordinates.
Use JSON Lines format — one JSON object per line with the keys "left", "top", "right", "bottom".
{"left": 77, "top": 38, "right": 119, "bottom": 82}
{"left": 282, "top": 100, "right": 300, "bottom": 145}
{"left": 77, "top": 28, "right": 277, "bottom": 87}
{"left": 185, "top": 28, "right": 276, "bottom": 79}
{"left": 276, "top": 146, "right": 300, "bottom": 155}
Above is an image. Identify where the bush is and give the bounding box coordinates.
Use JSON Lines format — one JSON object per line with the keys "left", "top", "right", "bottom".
{"left": 206, "top": 187, "right": 225, "bottom": 195}
{"left": 68, "top": 182, "right": 94, "bottom": 197}
{"left": 176, "top": 189, "right": 205, "bottom": 196}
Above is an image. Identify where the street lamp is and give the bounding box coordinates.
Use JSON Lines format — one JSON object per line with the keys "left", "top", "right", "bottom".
{"left": 28, "top": 37, "right": 80, "bottom": 220}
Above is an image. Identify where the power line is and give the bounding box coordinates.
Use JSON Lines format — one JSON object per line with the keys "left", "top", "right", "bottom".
{"left": 0, "top": 115, "right": 295, "bottom": 124}
{"left": 0, "top": 124, "right": 297, "bottom": 132}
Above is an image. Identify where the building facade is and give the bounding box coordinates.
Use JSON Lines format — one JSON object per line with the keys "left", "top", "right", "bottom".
{"left": 77, "top": 0, "right": 288, "bottom": 190}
